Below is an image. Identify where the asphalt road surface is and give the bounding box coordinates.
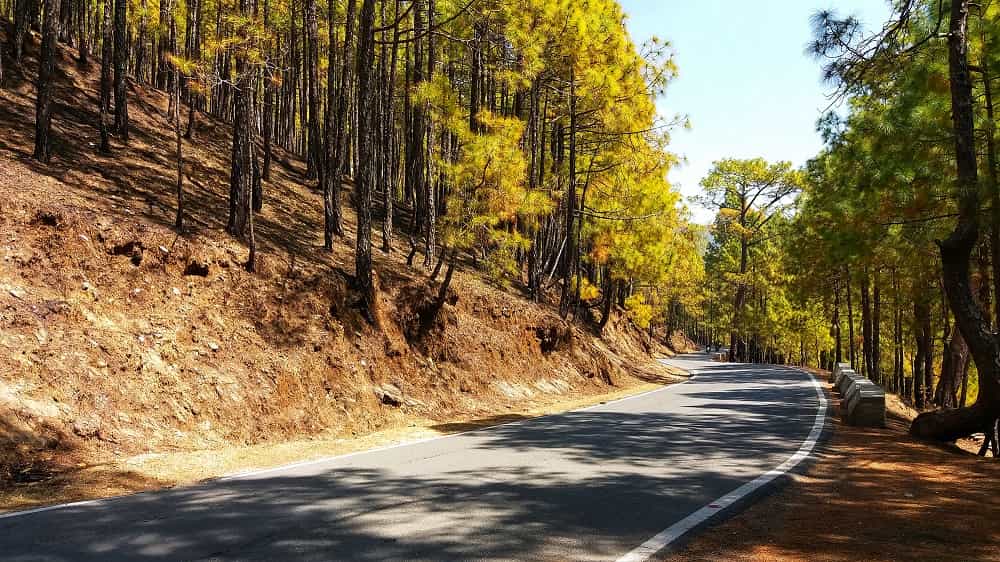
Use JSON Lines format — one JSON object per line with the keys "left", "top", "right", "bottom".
{"left": 0, "top": 353, "right": 826, "bottom": 561}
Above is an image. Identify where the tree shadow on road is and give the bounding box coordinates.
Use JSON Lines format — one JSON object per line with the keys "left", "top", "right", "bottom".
{"left": 0, "top": 362, "right": 830, "bottom": 561}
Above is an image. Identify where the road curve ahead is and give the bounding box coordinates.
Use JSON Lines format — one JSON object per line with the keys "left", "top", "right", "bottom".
{"left": 1, "top": 354, "right": 826, "bottom": 561}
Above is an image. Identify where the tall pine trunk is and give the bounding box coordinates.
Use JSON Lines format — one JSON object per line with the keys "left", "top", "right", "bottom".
{"left": 113, "top": 0, "right": 128, "bottom": 139}
{"left": 354, "top": 0, "right": 377, "bottom": 320}
{"left": 304, "top": 0, "right": 321, "bottom": 181}
{"left": 913, "top": 0, "right": 1000, "bottom": 440}
{"left": 12, "top": 0, "right": 29, "bottom": 65}
{"left": 99, "top": 0, "right": 112, "bottom": 152}
{"left": 324, "top": 0, "right": 355, "bottom": 247}
{"left": 34, "top": 0, "right": 60, "bottom": 163}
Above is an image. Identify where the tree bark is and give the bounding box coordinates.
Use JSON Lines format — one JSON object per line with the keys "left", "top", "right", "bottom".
{"left": 157, "top": 0, "right": 171, "bottom": 88}
{"left": 354, "top": 0, "right": 377, "bottom": 321}
{"left": 834, "top": 277, "right": 843, "bottom": 363}
{"left": 174, "top": 62, "right": 184, "bottom": 229}
{"left": 846, "top": 268, "right": 856, "bottom": 371}
{"left": 228, "top": 1, "right": 258, "bottom": 240}
{"left": 421, "top": 0, "right": 436, "bottom": 268}
{"left": 873, "top": 270, "right": 881, "bottom": 384}
{"left": 912, "top": 0, "right": 1000, "bottom": 440}
{"left": 861, "top": 269, "right": 873, "bottom": 378}
{"left": 113, "top": 0, "right": 128, "bottom": 139}
{"left": 380, "top": 0, "right": 400, "bottom": 253}
{"left": 184, "top": 0, "right": 201, "bottom": 138}
{"left": 304, "top": 0, "right": 321, "bottom": 181}
{"left": 12, "top": 0, "right": 28, "bottom": 65}
{"left": 34, "top": 0, "right": 61, "bottom": 163}
{"left": 76, "top": 0, "right": 88, "bottom": 64}
{"left": 324, "top": 0, "right": 355, "bottom": 248}
{"left": 559, "top": 69, "right": 578, "bottom": 319}
{"left": 99, "top": 0, "right": 112, "bottom": 152}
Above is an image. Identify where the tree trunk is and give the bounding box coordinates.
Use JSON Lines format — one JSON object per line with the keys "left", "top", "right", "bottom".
{"left": 893, "top": 269, "right": 904, "bottom": 394}
{"left": 936, "top": 324, "right": 969, "bottom": 409}
{"left": 728, "top": 225, "right": 749, "bottom": 362}
{"left": 228, "top": 3, "right": 258, "bottom": 240}
{"left": 34, "top": 0, "right": 60, "bottom": 163}
{"left": 99, "top": 0, "right": 112, "bottom": 152}
{"left": 260, "top": 0, "right": 273, "bottom": 180}
{"left": 846, "top": 268, "right": 856, "bottom": 371}
{"left": 873, "top": 270, "right": 881, "bottom": 384}
{"left": 174, "top": 62, "right": 184, "bottom": 229}
{"left": 913, "top": 299, "right": 930, "bottom": 410}
{"left": 559, "top": 69, "right": 578, "bottom": 319}
{"left": 12, "top": 0, "right": 28, "bottom": 65}
{"left": 380, "top": 0, "right": 400, "bottom": 253}
{"left": 113, "top": 0, "right": 128, "bottom": 139}
{"left": 421, "top": 0, "right": 436, "bottom": 268}
{"left": 405, "top": 0, "right": 426, "bottom": 264}
{"left": 353, "top": 0, "right": 377, "bottom": 321}
{"left": 912, "top": 0, "right": 1000, "bottom": 440}
{"left": 861, "top": 269, "right": 873, "bottom": 378}
{"left": 598, "top": 271, "right": 615, "bottom": 333}
{"left": 304, "top": 0, "right": 321, "bottom": 181}
{"left": 984, "top": 61, "right": 1000, "bottom": 327}
{"left": 76, "top": 0, "right": 88, "bottom": 63}
{"left": 184, "top": 0, "right": 201, "bottom": 138}
{"left": 324, "top": 0, "right": 355, "bottom": 248}
{"left": 156, "top": 0, "right": 170, "bottom": 88}
{"left": 834, "top": 277, "right": 843, "bottom": 363}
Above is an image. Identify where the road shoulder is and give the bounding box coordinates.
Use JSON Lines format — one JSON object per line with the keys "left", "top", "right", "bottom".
{"left": 660, "top": 371, "right": 1000, "bottom": 562}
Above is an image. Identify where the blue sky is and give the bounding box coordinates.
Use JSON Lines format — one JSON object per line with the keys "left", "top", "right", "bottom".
{"left": 618, "top": 0, "right": 891, "bottom": 223}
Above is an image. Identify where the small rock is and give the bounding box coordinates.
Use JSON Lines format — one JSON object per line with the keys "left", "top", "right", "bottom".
{"left": 172, "top": 287, "right": 181, "bottom": 296}
{"left": 208, "top": 342, "right": 219, "bottom": 352}
{"left": 72, "top": 416, "right": 101, "bottom": 438}
{"left": 374, "top": 383, "right": 404, "bottom": 407}
{"left": 82, "top": 281, "right": 91, "bottom": 291}
{"left": 9, "top": 288, "right": 25, "bottom": 299}
{"left": 158, "top": 245, "right": 170, "bottom": 254}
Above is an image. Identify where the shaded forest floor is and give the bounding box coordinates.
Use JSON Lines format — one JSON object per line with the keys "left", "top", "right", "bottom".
{"left": 0, "top": 24, "right": 686, "bottom": 511}
{"left": 661, "top": 372, "right": 1000, "bottom": 562}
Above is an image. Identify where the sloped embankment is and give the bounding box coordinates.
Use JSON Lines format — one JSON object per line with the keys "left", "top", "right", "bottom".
{"left": 0, "top": 26, "right": 682, "bottom": 510}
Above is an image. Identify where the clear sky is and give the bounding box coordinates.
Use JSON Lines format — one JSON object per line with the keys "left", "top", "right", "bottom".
{"left": 618, "top": 0, "right": 891, "bottom": 223}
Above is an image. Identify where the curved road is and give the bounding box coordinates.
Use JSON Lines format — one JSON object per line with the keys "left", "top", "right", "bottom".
{"left": 0, "top": 353, "right": 826, "bottom": 561}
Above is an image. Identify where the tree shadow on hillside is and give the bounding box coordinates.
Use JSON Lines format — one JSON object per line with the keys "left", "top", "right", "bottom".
{"left": 0, "top": 28, "right": 337, "bottom": 275}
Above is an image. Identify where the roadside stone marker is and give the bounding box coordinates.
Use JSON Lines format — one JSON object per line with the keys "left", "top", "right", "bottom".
{"left": 830, "top": 363, "right": 886, "bottom": 427}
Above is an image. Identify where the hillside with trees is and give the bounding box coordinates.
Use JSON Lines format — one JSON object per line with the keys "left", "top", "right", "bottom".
{"left": 2, "top": 0, "right": 998, "bottom": 552}
{"left": 0, "top": 0, "right": 704, "bottom": 502}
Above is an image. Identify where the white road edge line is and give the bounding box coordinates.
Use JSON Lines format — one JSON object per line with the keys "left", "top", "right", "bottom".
{"left": 0, "top": 357, "right": 698, "bottom": 520}
{"left": 616, "top": 364, "right": 829, "bottom": 562}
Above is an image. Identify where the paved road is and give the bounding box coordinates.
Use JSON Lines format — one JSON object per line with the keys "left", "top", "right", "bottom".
{"left": 0, "top": 353, "right": 826, "bottom": 561}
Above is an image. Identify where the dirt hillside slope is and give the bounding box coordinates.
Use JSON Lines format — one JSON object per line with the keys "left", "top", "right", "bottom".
{"left": 0, "top": 24, "right": 681, "bottom": 507}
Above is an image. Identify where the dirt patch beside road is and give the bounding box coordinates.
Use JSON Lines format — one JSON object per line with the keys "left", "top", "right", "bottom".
{"left": 662, "top": 374, "right": 1000, "bottom": 562}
